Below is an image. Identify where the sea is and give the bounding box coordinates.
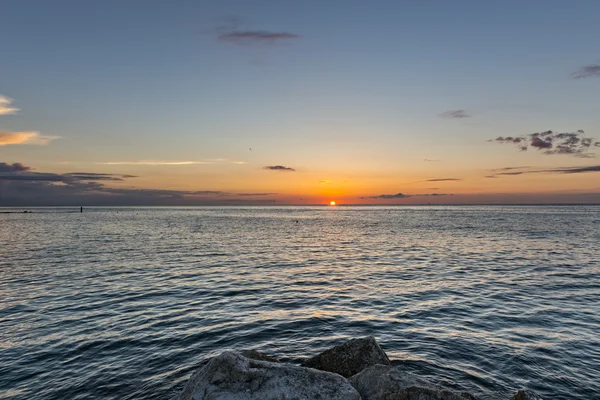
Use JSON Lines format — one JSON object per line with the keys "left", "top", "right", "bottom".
{"left": 0, "top": 206, "right": 599, "bottom": 400}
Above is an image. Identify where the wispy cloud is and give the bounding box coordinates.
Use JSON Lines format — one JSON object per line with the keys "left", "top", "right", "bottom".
{"left": 98, "top": 161, "right": 212, "bottom": 165}
{"left": 218, "top": 30, "right": 300, "bottom": 45}
{"left": 236, "top": 192, "right": 277, "bottom": 197}
{"left": 0, "top": 171, "right": 135, "bottom": 182}
{"left": 367, "top": 193, "right": 409, "bottom": 199}
{"left": 554, "top": 165, "right": 600, "bottom": 174}
{"left": 571, "top": 64, "right": 600, "bottom": 79}
{"left": 425, "top": 178, "right": 462, "bottom": 182}
{"left": 63, "top": 172, "right": 137, "bottom": 181}
{"left": 0, "top": 95, "right": 19, "bottom": 115}
{"left": 492, "top": 166, "right": 531, "bottom": 171}
{"left": 214, "top": 16, "right": 301, "bottom": 46}
{"left": 424, "top": 159, "right": 439, "bottom": 162}
{"left": 486, "top": 165, "right": 600, "bottom": 178}
{"left": 264, "top": 165, "right": 295, "bottom": 171}
{"left": 491, "top": 130, "right": 600, "bottom": 157}
{"left": 439, "top": 110, "right": 470, "bottom": 119}
{"left": 0, "top": 131, "right": 61, "bottom": 146}
{"left": 319, "top": 180, "right": 331, "bottom": 184}
{"left": 96, "top": 160, "right": 244, "bottom": 166}
{"left": 0, "top": 162, "right": 30, "bottom": 173}
{"left": 364, "top": 192, "right": 452, "bottom": 199}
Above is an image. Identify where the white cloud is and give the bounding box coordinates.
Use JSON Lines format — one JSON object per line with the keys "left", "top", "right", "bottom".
{"left": 0, "top": 131, "right": 61, "bottom": 146}
{"left": 97, "top": 160, "right": 247, "bottom": 166}
{"left": 0, "top": 95, "right": 19, "bottom": 115}
{"left": 97, "top": 161, "right": 214, "bottom": 165}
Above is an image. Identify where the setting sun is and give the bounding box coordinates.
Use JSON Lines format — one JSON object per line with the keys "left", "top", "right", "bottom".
{"left": 329, "top": 201, "right": 336, "bottom": 206}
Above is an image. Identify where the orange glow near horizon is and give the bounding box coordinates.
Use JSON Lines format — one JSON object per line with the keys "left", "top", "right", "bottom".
{"left": 329, "top": 201, "right": 336, "bottom": 206}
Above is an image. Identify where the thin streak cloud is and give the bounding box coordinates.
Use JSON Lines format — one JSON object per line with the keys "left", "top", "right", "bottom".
{"left": 0, "top": 95, "right": 19, "bottom": 115}
{"left": 363, "top": 193, "right": 452, "bottom": 199}
{"left": 96, "top": 160, "right": 243, "bottom": 166}
{"left": 439, "top": 110, "right": 470, "bottom": 119}
{"left": 571, "top": 64, "right": 600, "bottom": 79}
{"left": 218, "top": 30, "right": 301, "bottom": 45}
{"left": 264, "top": 165, "right": 295, "bottom": 171}
{"left": 486, "top": 165, "right": 600, "bottom": 178}
{"left": 0, "top": 131, "right": 61, "bottom": 146}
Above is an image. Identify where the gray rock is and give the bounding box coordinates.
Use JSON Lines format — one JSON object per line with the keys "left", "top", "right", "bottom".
{"left": 510, "top": 390, "right": 544, "bottom": 400}
{"left": 240, "top": 349, "right": 280, "bottom": 363}
{"left": 302, "top": 336, "right": 391, "bottom": 378}
{"left": 349, "top": 364, "right": 476, "bottom": 400}
{"left": 179, "top": 351, "right": 361, "bottom": 400}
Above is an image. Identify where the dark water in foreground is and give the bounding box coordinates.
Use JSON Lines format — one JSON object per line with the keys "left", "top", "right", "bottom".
{"left": 1, "top": 206, "right": 599, "bottom": 399}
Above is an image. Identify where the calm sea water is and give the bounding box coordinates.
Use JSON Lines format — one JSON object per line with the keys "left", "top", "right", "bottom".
{"left": 1, "top": 206, "right": 599, "bottom": 399}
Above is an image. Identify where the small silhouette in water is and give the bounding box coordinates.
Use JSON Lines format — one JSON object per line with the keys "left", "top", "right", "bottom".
{"left": 80, "top": 207, "right": 83, "bottom": 213}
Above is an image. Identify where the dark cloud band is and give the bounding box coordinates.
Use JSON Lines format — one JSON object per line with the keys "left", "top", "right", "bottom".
{"left": 264, "top": 165, "right": 295, "bottom": 171}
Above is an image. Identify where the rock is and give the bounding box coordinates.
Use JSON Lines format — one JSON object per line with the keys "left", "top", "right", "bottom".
{"left": 349, "top": 364, "right": 476, "bottom": 400}
{"left": 510, "top": 390, "right": 544, "bottom": 400}
{"left": 302, "top": 336, "right": 391, "bottom": 378}
{"left": 240, "top": 349, "right": 280, "bottom": 363}
{"left": 179, "top": 351, "right": 361, "bottom": 400}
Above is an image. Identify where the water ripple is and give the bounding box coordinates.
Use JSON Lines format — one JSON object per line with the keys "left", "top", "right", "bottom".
{"left": 0, "top": 205, "right": 599, "bottom": 399}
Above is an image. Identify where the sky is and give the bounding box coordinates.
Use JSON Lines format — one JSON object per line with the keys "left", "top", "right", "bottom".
{"left": 1, "top": 0, "right": 600, "bottom": 206}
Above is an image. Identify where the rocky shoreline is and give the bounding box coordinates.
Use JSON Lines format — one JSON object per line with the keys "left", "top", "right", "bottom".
{"left": 178, "top": 337, "right": 544, "bottom": 400}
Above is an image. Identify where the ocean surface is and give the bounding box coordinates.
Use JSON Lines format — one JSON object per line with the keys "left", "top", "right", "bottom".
{"left": 0, "top": 206, "right": 599, "bottom": 399}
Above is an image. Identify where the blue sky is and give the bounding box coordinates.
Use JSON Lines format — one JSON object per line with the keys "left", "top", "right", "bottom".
{"left": 1, "top": 0, "right": 600, "bottom": 205}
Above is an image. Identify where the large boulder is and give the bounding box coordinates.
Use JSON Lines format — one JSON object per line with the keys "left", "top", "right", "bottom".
{"left": 240, "top": 349, "right": 280, "bottom": 363}
{"left": 179, "top": 351, "right": 360, "bottom": 400}
{"left": 349, "top": 364, "right": 476, "bottom": 400}
{"left": 510, "top": 390, "right": 544, "bottom": 400}
{"left": 302, "top": 336, "right": 391, "bottom": 378}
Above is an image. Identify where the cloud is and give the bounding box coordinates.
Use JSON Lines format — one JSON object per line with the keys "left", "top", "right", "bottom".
{"left": 95, "top": 159, "right": 246, "bottom": 166}
{"left": 0, "top": 171, "right": 135, "bottom": 182}
{"left": 319, "top": 180, "right": 331, "bottom": 184}
{"left": 425, "top": 178, "right": 462, "bottom": 182}
{"left": 97, "top": 161, "right": 215, "bottom": 165}
{"left": 63, "top": 172, "right": 137, "bottom": 181}
{"left": 495, "top": 171, "right": 525, "bottom": 176}
{"left": 0, "top": 172, "right": 70, "bottom": 182}
{"left": 0, "top": 162, "right": 30, "bottom": 173}
{"left": 264, "top": 165, "right": 295, "bottom": 171}
{"left": 368, "top": 193, "right": 409, "bottom": 199}
{"left": 555, "top": 165, "right": 600, "bottom": 174}
{"left": 236, "top": 192, "right": 277, "bottom": 196}
{"left": 212, "top": 16, "right": 301, "bottom": 46}
{"left": 364, "top": 192, "right": 452, "bottom": 199}
{"left": 218, "top": 30, "right": 301, "bottom": 45}
{"left": 492, "top": 130, "right": 600, "bottom": 157}
{"left": 0, "top": 131, "right": 61, "bottom": 146}
{"left": 424, "top": 159, "right": 439, "bottom": 162}
{"left": 486, "top": 165, "right": 600, "bottom": 178}
{"left": 0, "top": 95, "right": 19, "bottom": 115}
{"left": 0, "top": 163, "right": 277, "bottom": 206}
{"left": 571, "top": 64, "right": 600, "bottom": 79}
{"left": 493, "top": 166, "right": 531, "bottom": 171}
{"left": 439, "top": 110, "right": 470, "bottom": 119}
